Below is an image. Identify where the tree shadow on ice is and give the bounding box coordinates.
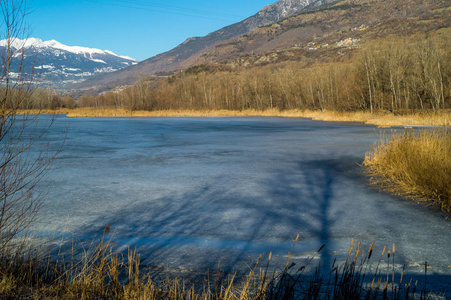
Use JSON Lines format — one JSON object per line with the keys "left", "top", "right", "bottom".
{"left": 264, "top": 156, "right": 367, "bottom": 272}
{"left": 66, "top": 158, "right": 323, "bottom": 261}
{"left": 58, "top": 156, "right": 451, "bottom": 288}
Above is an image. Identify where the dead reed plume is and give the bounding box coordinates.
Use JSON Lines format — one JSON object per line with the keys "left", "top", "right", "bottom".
{"left": 0, "top": 235, "right": 447, "bottom": 299}
{"left": 363, "top": 128, "right": 451, "bottom": 213}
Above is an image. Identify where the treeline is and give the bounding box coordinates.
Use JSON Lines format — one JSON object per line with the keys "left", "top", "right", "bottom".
{"left": 21, "top": 33, "right": 451, "bottom": 112}
{"left": 3, "top": 87, "right": 76, "bottom": 110}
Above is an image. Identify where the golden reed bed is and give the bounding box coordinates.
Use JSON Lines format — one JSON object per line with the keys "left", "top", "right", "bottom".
{"left": 364, "top": 128, "right": 451, "bottom": 212}
{"left": 17, "top": 108, "right": 451, "bottom": 127}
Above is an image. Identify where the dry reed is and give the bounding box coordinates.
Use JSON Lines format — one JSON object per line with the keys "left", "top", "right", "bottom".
{"left": 363, "top": 128, "right": 451, "bottom": 212}
{"left": 0, "top": 236, "right": 446, "bottom": 299}
{"left": 17, "top": 108, "right": 451, "bottom": 127}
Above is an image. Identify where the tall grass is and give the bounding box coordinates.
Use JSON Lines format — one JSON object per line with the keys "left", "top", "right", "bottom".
{"left": 0, "top": 236, "right": 447, "bottom": 299}
{"left": 363, "top": 128, "right": 451, "bottom": 212}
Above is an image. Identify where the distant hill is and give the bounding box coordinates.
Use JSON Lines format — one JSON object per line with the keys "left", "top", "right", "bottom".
{"left": 0, "top": 38, "right": 138, "bottom": 89}
{"left": 70, "top": 0, "right": 334, "bottom": 93}
{"left": 71, "top": 0, "right": 451, "bottom": 95}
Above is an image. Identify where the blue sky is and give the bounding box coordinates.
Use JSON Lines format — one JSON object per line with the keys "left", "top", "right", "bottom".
{"left": 27, "top": 0, "right": 276, "bottom": 61}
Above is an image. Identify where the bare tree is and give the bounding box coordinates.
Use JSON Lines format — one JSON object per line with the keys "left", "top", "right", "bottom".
{"left": 0, "top": 0, "right": 60, "bottom": 250}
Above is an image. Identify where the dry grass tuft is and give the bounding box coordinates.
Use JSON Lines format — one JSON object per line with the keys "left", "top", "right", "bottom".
{"left": 363, "top": 128, "right": 451, "bottom": 212}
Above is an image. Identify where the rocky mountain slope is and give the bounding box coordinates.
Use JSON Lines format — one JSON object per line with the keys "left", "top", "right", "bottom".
{"left": 71, "top": 0, "right": 334, "bottom": 92}
{"left": 0, "top": 38, "right": 138, "bottom": 89}
{"left": 71, "top": 0, "right": 450, "bottom": 95}
{"left": 192, "top": 0, "right": 451, "bottom": 68}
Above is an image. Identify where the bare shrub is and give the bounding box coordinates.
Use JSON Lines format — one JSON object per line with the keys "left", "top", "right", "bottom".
{"left": 0, "top": 0, "right": 60, "bottom": 250}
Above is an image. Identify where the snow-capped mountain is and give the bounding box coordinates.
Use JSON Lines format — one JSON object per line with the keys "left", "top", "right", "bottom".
{"left": 0, "top": 38, "right": 138, "bottom": 89}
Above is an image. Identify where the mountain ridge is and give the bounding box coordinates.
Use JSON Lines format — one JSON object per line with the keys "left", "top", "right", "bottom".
{"left": 71, "top": 0, "right": 334, "bottom": 93}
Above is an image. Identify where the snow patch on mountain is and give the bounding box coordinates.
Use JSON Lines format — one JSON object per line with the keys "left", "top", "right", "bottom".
{"left": 259, "top": 0, "right": 327, "bottom": 22}
{"left": 0, "top": 38, "right": 137, "bottom": 61}
{"left": 277, "top": 0, "right": 313, "bottom": 17}
{"left": 0, "top": 37, "right": 139, "bottom": 89}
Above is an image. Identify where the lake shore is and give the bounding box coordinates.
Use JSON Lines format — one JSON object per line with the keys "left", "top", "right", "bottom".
{"left": 7, "top": 114, "right": 450, "bottom": 298}
{"left": 17, "top": 108, "right": 451, "bottom": 127}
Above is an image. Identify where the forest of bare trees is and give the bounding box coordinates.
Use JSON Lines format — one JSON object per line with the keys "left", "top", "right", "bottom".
{"left": 26, "top": 32, "right": 450, "bottom": 113}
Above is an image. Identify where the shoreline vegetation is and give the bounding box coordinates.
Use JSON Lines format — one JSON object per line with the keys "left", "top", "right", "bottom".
{"left": 364, "top": 128, "right": 451, "bottom": 213}
{"left": 17, "top": 108, "right": 451, "bottom": 127}
{"left": 0, "top": 237, "right": 445, "bottom": 299}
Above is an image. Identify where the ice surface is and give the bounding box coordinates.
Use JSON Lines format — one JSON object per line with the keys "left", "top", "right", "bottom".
{"left": 28, "top": 116, "right": 451, "bottom": 292}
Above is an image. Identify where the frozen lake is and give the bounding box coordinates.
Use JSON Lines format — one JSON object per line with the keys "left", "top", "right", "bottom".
{"left": 31, "top": 116, "right": 450, "bottom": 290}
